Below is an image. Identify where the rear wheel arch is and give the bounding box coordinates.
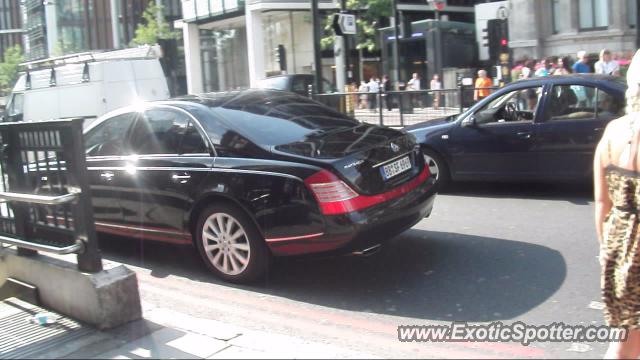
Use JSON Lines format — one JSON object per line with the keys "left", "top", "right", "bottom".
{"left": 188, "top": 193, "right": 264, "bottom": 243}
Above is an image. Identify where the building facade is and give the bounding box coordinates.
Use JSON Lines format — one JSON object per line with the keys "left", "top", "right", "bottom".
{"left": 180, "top": 0, "right": 487, "bottom": 94}
{"left": 508, "top": 0, "right": 637, "bottom": 61}
{"left": 0, "top": 0, "right": 23, "bottom": 61}
{"left": 21, "top": 0, "right": 183, "bottom": 61}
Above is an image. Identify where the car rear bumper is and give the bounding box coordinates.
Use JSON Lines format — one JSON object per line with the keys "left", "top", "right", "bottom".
{"left": 267, "top": 175, "right": 437, "bottom": 256}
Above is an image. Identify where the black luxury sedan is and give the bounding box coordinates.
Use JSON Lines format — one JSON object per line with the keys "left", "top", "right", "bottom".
{"left": 84, "top": 90, "right": 436, "bottom": 283}
{"left": 405, "top": 75, "right": 626, "bottom": 188}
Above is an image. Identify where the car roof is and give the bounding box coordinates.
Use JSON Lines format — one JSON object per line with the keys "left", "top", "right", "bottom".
{"left": 511, "top": 74, "right": 626, "bottom": 91}
{"left": 165, "top": 89, "right": 315, "bottom": 109}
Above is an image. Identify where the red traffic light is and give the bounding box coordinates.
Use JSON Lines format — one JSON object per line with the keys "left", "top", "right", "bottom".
{"left": 500, "top": 38, "right": 508, "bottom": 47}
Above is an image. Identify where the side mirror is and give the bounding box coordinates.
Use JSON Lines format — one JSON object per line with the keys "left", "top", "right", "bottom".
{"left": 461, "top": 116, "right": 477, "bottom": 128}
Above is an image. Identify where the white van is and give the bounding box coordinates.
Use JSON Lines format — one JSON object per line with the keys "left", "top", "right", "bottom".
{"left": 4, "top": 46, "right": 170, "bottom": 127}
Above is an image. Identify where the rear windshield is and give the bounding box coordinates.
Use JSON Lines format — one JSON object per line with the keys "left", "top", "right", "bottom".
{"left": 209, "top": 97, "right": 358, "bottom": 147}
{"left": 257, "top": 77, "right": 289, "bottom": 91}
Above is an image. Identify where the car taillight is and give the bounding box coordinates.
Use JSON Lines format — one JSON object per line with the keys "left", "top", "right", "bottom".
{"left": 304, "top": 166, "right": 431, "bottom": 216}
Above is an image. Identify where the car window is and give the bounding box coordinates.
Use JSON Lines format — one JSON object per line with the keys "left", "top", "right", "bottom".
{"left": 181, "top": 121, "right": 209, "bottom": 154}
{"left": 596, "top": 89, "right": 624, "bottom": 121}
{"left": 85, "top": 113, "right": 137, "bottom": 157}
{"left": 291, "top": 77, "right": 311, "bottom": 95}
{"left": 127, "top": 109, "right": 191, "bottom": 155}
{"left": 547, "top": 85, "right": 596, "bottom": 121}
{"left": 474, "top": 86, "right": 542, "bottom": 124}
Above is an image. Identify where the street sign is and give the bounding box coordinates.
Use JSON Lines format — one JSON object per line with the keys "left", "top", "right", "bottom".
{"left": 333, "top": 13, "right": 356, "bottom": 36}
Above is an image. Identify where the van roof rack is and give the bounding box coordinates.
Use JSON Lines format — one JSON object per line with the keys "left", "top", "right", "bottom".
{"left": 20, "top": 45, "right": 162, "bottom": 71}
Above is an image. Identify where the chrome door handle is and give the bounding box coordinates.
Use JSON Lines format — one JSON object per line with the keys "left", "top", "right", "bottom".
{"left": 516, "top": 131, "right": 532, "bottom": 139}
{"left": 172, "top": 173, "right": 191, "bottom": 183}
{"left": 100, "top": 171, "right": 114, "bottom": 181}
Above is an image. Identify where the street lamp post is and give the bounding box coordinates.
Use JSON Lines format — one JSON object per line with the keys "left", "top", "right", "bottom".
{"left": 392, "top": 0, "right": 401, "bottom": 89}
{"left": 311, "top": 0, "right": 323, "bottom": 94}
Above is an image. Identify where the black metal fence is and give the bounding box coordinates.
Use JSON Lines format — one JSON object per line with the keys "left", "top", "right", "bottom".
{"left": 0, "top": 118, "right": 102, "bottom": 273}
{"left": 313, "top": 85, "right": 499, "bottom": 127}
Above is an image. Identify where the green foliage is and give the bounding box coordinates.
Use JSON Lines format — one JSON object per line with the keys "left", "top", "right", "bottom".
{"left": 0, "top": 45, "right": 24, "bottom": 94}
{"left": 131, "top": 1, "right": 177, "bottom": 46}
{"left": 321, "top": 0, "right": 392, "bottom": 52}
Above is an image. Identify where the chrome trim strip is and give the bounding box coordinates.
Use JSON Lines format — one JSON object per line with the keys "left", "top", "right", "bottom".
{"left": 87, "top": 154, "right": 211, "bottom": 161}
{"left": 265, "top": 232, "right": 325, "bottom": 243}
{"left": 95, "top": 222, "right": 187, "bottom": 237}
{"left": 86, "top": 166, "right": 303, "bottom": 182}
{"left": 371, "top": 151, "right": 413, "bottom": 169}
{"left": 0, "top": 235, "right": 84, "bottom": 255}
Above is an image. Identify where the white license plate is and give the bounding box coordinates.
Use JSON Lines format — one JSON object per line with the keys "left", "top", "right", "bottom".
{"left": 380, "top": 156, "right": 412, "bottom": 180}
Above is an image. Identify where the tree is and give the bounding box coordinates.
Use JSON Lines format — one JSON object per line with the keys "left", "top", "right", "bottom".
{"left": 321, "top": 0, "right": 392, "bottom": 52}
{"left": 0, "top": 45, "right": 24, "bottom": 95}
{"left": 131, "top": 1, "right": 177, "bottom": 46}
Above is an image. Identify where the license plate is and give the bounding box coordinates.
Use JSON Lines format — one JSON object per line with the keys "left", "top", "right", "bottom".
{"left": 380, "top": 156, "right": 412, "bottom": 180}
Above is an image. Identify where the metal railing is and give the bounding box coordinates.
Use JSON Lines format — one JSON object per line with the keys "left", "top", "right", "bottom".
{"left": 0, "top": 118, "right": 102, "bottom": 272}
{"left": 312, "top": 85, "right": 500, "bottom": 127}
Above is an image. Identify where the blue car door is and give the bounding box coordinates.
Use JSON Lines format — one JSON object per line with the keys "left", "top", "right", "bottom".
{"left": 533, "top": 84, "right": 623, "bottom": 180}
{"left": 448, "top": 85, "right": 544, "bottom": 180}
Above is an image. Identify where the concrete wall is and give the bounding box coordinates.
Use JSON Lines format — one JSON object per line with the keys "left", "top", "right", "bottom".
{"left": 0, "top": 249, "right": 142, "bottom": 330}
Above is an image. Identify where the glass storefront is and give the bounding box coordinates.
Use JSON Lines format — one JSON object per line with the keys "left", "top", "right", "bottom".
{"left": 263, "top": 11, "right": 313, "bottom": 76}
{"left": 200, "top": 27, "right": 249, "bottom": 92}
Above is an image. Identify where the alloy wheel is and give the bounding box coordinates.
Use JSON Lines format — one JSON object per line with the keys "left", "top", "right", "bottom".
{"left": 424, "top": 154, "right": 440, "bottom": 180}
{"left": 201, "top": 213, "right": 251, "bottom": 276}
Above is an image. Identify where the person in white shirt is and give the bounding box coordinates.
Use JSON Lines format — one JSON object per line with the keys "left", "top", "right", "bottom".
{"left": 407, "top": 73, "right": 422, "bottom": 107}
{"left": 367, "top": 78, "right": 380, "bottom": 111}
{"left": 595, "top": 49, "right": 620, "bottom": 76}
{"left": 430, "top": 74, "right": 442, "bottom": 109}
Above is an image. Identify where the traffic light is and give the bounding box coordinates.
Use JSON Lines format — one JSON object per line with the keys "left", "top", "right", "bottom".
{"left": 487, "top": 19, "right": 508, "bottom": 64}
{"left": 274, "top": 44, "right": 287, "bottom": 72}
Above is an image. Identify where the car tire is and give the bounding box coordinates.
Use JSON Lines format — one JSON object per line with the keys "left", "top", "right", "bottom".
{"left": 422, "top": 147, "right": 450, "bottom": 191}
{"left": 195, "top": 203, "right": 270, "bottom": 284}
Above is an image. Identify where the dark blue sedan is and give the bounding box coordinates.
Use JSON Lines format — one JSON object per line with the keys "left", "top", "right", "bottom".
{"left": 404, "top": 75, "right": 626, "bottom": 188}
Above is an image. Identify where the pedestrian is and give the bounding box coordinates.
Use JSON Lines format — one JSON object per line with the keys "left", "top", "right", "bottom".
{"left": 535, "top": 58, "right": 553, "bottom": 77}
{"left": 430, "top": 74, "right": 442, "bottom": 110}
{"left": 358, "top": 80, "right": 368, "bottom": 109}
{"left": 520, "top": 60, "right": 535, "bottom": 80}
{"left": 407, "top": 73, "right": 422, "bottom": 107}
{"left": 367, "top": 77, "right": 380, "bottom": 112}
{"left": 595, "top": 49, "right": 621, "bottom": 76}
{"left": 553, "top": 56, "right": 573, "bottom": 75}
{"left": 473, "top": 69, "right": 492, "bottom": 102}
{"left": 594, "top": 49, "right": 640, "bottom": 359}
{"left": 572, "top": 50, "right": 591, "bottom": 73}
{"left": 382, "top": 75, "right": 393, "bottom": 111}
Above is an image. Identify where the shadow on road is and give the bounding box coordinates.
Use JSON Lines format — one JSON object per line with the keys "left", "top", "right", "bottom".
{"left": 99, "top": 228, "right": 566, "bottom": 322}
{"left": 441, "top": 181, "right": 592, "bottom": 205}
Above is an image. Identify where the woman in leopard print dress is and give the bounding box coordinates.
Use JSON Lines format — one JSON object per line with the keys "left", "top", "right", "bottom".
{"left": 595, "top": 49, "right": 640, "bottom": 359}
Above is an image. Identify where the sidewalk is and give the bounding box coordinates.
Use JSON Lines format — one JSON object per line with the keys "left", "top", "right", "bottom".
{"left": 1, "top": 297, "right": 375, "bottom": 359}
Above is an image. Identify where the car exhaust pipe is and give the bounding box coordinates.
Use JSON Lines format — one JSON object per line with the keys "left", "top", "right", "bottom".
{"left": 352, "top": 244, "right": 382, "bottom": 257}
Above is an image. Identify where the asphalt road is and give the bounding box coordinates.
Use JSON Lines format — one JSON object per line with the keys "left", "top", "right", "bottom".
{"left": 98, "top": 181, "right": 607, "bottom": 359}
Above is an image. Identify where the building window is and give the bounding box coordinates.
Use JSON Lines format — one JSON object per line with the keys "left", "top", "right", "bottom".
{"left": 579, "top": 0, "right": 609, "bottom": 30}
{"left": 628, "top": 0, "right": 637, "bottom": 28}
{"left": 551, "top": 0, "right": 562, "bottom": 34}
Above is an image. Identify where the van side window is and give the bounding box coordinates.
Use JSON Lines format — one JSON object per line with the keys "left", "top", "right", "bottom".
{"left": 85, "top": 113, "right": 137, "bottom": 157}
